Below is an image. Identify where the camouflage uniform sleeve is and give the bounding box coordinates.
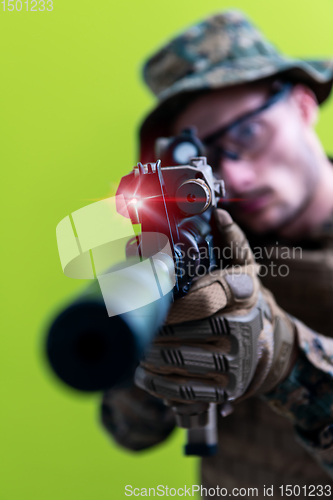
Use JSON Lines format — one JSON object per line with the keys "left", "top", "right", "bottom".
{"left": 100, "top": 384, "right": 176, "bottom": 451}
{"left": 261, "top": 319, "right": 333, "bottom": 478}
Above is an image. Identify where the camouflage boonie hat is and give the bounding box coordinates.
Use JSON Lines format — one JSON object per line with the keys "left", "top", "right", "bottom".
{"left": 139, "top": 10, "right": 333, "bottom": 159}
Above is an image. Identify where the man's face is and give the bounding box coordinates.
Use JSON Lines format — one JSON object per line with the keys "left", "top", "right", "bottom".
{"left": 172, "top": 83, "right": 319, "bottom": 234}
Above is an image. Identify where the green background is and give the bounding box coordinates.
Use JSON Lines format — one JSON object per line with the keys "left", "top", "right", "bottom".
{"left": 1, "top": 0, "right": 333, "bottom": 498}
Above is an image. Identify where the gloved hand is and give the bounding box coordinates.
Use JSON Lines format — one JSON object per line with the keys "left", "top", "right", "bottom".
{"left": 135, "top": 209, "right": 297, "bottom": 410}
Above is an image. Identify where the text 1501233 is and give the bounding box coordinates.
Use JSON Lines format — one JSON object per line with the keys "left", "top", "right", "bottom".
{"left": 1, "top": 0, "right": 53, "bottom": 11}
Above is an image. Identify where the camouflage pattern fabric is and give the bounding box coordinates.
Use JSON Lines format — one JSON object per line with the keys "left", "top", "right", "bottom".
{"left": 101, "top": 384, "right": 175, "bottom": 451}
{"left": 251, "top": 220, "right": 333, "bottom": 483}
{"left": 297, "top": 423, "right": 333, "bottom": 480}
{"left": 263, "top": 346, "right": 333, "bottom": 433}
{"left": 201, "top": 398, "right": 333, "bottom": 499}
{"left": 143, "top": 10, "right": 333, "bottom": 104}
{"left": 263, "top": 347, "right": 333, "bottom": 479}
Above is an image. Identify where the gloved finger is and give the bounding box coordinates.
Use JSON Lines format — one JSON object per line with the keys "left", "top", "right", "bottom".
{"left": 142, "top": 344, "right": 230, "bottom": 379}
{"left": 135, "top": 365, "right": 227, "bottom": 404}
{"left": 210, "top": 208, "right": 255, "bottom": 266}
{"left": 166, "top": 266, "right": 259, "bottom": 325}
{"left": 166, "top": 274, "right": 229, "bottom": 323}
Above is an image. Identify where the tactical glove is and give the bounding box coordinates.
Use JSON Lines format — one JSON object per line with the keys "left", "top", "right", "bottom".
{"left": 135, "top": 209, "right": 297, "bottom": 407}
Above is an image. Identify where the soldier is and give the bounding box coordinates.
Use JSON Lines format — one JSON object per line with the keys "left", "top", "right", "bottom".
{"left": 102, "top": 11, "right": 333, "bottom": 497}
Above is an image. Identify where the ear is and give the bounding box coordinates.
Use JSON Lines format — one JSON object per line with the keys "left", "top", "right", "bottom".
{"left": 291, "top": 84, "right": 319, "bottom": 127}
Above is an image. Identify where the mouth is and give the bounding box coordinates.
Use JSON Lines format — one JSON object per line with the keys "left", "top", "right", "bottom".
{"left": 234, "top": 190, "right": 272, "bottom": 214}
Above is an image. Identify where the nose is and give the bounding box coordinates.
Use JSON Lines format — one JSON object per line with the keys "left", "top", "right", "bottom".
{"left": 219, "top": 159, "right": 258, "bottom": 195}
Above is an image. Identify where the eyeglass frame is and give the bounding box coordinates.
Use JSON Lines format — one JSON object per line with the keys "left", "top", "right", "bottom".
{"left": 201, "top": 82, "right": 294, "bottom": 161}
